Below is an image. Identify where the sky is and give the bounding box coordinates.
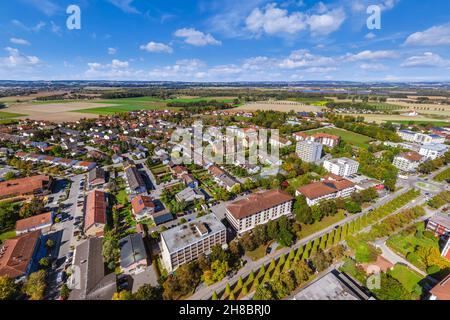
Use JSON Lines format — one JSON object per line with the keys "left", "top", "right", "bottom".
{"left": 1, "top": 0, "right": 450, "bottom": 82}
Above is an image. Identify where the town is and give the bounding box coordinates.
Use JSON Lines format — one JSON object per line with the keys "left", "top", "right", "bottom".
{"left": 0, "top": 87, "right": 449, "bottom": 301}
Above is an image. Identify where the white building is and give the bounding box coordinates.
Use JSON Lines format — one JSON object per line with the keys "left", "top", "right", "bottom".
{"left": 393, "top": 151, "right": 424, "bottom": 173}
{"left": 226, "top": 190, "right": 294, "bottom": 234}
{"left": 160, "top": 214, "right": 226, "bottom": 272}
{"left": 323, "top": 158, "right": 359, "bottom": 177}
{"left": 419, "top": 143, "right": 449, "bottom": 160}
{"left": 398, "top": 130, "right": 446, "bottom": 145}
{"left": 296, "top": 175, "right": 356, "bottom": 206}
{"left": 296, "top": 140, "right": 323, "bottom": 163}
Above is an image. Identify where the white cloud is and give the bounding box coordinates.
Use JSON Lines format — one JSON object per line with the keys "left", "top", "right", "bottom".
{"left": 346, "top": 50, "right": 398, "bottom": 61}
{"left": 108, "top": 48, "right": 117, "bottom": 55}
{"left": 20, "top": 0, "right": 59, "bottom": 16}
{"left": 0, "top": 47, "right": 41, "bottom": 70}
{"left": 350, "top": 0, "right": 399, "bottom": 12}
{"left": 106, "top": 0, "right": 139, "bottom": 14}
{"left": 365, "top": 32, "right": 376, "bottom": 40}
{"left": 359, "top": 63, "right": 387, "bottom": 71}
{"left": 139, "top": 41, "right": 173, "bottom": 53}
{"left": 404, "top": 24, "right": 450, "bottom": 46}
{"left": 174, "top": 28, "right": 221, "bottom": 46}
{"left": 278, "top": 49, "right": 337, "bottom": 69}
{"left": 245, "top": 3, "right": 307, "bottom": 36}
{"left": 10, "top": 38, "right": 30, "bottom": 46}
{"left": 245, "top": 3, "right": 345, "bottom": 37}
{"left": 12, "top": 20, "right": 46, "bottom": 32}
{"left": 85, "top": 59, "right": 139, "bottom": 79}
{"left": 401, "top": 52, "right": 450, "bottom": 68}
{"left": 307, "top": 8, "right": 346, "bottom": 36}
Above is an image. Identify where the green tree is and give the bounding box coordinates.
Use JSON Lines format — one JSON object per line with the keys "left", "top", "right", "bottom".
{"left": 112, "top": 290, "right": 133, "bottom": 300}
{"left": 23, "top": 270, "right": 47, "bottom": 300}
{"left": 293, "top": 196, "right": 313, "bottom": 224}
{"left": 60, "top": 284, "right": 70, "bottom": 300}
{"left": 0, "top": 276, "right": 18, "bottom": 300}
{"left": 133, "top": 284, "right": 162, "bottom": 300}
{"left": 211, "top": 291, "right": 218, "bottom": 300}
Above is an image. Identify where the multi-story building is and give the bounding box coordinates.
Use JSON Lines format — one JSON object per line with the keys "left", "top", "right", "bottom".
{"left": 419, "top": 143, "right": 449, "bottom": 160}
{"left": 160, "top": 214, "right": 226, "bottom": 272}
{"left": 296, "top": 174, "right": 356, "bottom": 206}
{"left": 296, "top": 140, "right": 323, "bottom": 163}
{"left": 226, "top": 190, "right": 294, "bottom": 234}
{"left": 429, "top": 275, "right": 450, "bottom": 300}
{"left": 323, "top": 158, "right": 359, "bottom": 177}
{"left": 397, "top": 130, "right": 446, "bottom": 145}
{"left": 392, "top": 151, "right": 424, "bottom": 172}
{"left": 0, "top": 175, "right": 53, "bottom": 200}
{"left": 293, "top": 132, "right": 340, "bottom": 148}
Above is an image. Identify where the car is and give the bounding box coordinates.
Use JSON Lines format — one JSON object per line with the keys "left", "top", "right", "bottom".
{"left": 56, "top": 271, "right": 66, "bottom": 284}
{"left": 266, "top": 247, "right": 272, "bottom": 255}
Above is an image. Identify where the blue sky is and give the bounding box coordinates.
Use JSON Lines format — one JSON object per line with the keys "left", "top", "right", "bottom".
{"left": 1, "top": 0, "right": 450, "bottom": 81}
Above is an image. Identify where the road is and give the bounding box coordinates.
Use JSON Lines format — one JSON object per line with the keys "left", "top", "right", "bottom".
{"left": 188, "top": 185, "right": 415, "bottom": 300}
{"left": 46, "top": 173, "right": 86, "bottom": 299}
{"left": 189, "top": 168, "right": 447, "bottom": 300}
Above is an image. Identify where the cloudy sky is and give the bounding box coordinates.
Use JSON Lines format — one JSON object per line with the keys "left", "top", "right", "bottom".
{"left": 1, "top": 0, "right": 450, "bottom": 81}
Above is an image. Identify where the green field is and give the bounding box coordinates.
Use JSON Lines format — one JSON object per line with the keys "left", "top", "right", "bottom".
{"left": 74, "top": 96, "right": 236, "bottom": 115}
{"left": 434, "top": 167, "right": 450, "bottom": 182}
{"left": 388, "top": 264, "right": 423, "bottom": 293}
{"left": 296, "top": 210, "right": 346, "bottom": 239}
{"left": 0, "top": 230, "right": 16, "bottom": 242}
{"left": 304, "top": 127, "right": 373, "bottom": 148}
{"left": 389, "top": 120, "right": 450, "bottom": 126}
{"left": 0, "top": 111, "right": 26, "bottom": 119}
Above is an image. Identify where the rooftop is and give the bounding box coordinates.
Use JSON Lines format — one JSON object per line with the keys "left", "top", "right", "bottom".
{"left": 297, "top": 176, "right": 355, "bottom": 200}
{"left": 161, "top": 214, "right": 225, "bottom": 253}
{"left": 15, "top": 212, "right": 52, "bottom": 233}
{"left": 226, "top": 189, "right": 294, "bottom": 220}
{"left": 84, "top": 190, "right": 107, "bottom": 232}
{"left": 0, "top": 230, "right": 40, "bottom": 278}
{"left": 0, "top": 175, "right": 52, "bottom": 199}
{"left": 119, "top": 233, "right": 147, "bottom": 269}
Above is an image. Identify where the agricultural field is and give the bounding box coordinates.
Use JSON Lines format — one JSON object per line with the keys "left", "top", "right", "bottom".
{"left": 347, "top": 113, "right": 449, "bottom": 125}
{"left": 234, "top": 100, "right": 324, "bottom": 113}
{"left": 303, "top": 127, "right": 373, "bottom": 148}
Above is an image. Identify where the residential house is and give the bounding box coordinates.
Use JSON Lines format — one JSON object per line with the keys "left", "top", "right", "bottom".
{"left": 88, "top": 168, "right": 106, "bottom": 188}
{"left": 15, "top": 212, "right": 53, "bottom": 235}
{"left": 84, "top": 190, "right": 108, "bottom": 237}
{"left": 0, "top": 175, "right": 53, "bottom": 200}
{"left": 175, "top": 187, "right": 205, "bottom": 203}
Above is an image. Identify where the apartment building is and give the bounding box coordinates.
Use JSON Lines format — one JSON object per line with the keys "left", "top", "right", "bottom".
{"left": 296, "top": 174, "right": 356, "bottom": 206}
{"left": 397, "top": 130, "right": 446, "bottom": 145}
{"left": 323, "top": 158, "right": 359, "bottom": 177}
{"left": 160, "top": 214, "right": 226, "bottom": 272}
{"left": 419, "top": 143, "right": 449, "bottom": 160}
{"left": 393, "top": 151, "right": 424, "bottom": 172}
{"left": 427, "top": 214, "right": 450, "bottom": 240}
{"left": 225, "top": 189, "right": 294, "bottom": 234}
{"left": 296, "top": 140, "right": 323, "bottom": 163}
{"left": 293, "top": 132, "right": 340, "bottom": 148}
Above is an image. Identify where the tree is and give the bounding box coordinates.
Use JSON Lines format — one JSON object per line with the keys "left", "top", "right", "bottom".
{"left": 45, "top": 239, "right": 55, "bottom": 249}
{"left": 345, "top": 201, "right": 362, "bottom": 214}
{"left": 292, "top": 260, "right": 312, "bottom": 285}
{"left": 253, "top": 224, "right": 268, "bottom": 246}
{"left": 267, "top": 220, "right": 278, "bottom": 240}
{"left": 310, "top": 250, "right": 332, "bottom": 272}
{"left": 0, "top": 276, "right": 18, "bottom": 300}
{"left": 133, "top": 284, "right": 162, "bottom": 300}
{"left": 293, "top": 196, "right": 313, "bottom": 224}
{"left": 211, "top": 291, "right": 218, "bottom": 300}
{"left": 60, "top": 284, "right": 70, "bottom": 300}
{"left": 3, "top": 172, "right": 15, "bottom": 181}
{"left": 224, "top": 283, "right": 231, "bottom": 297}
{"left": 112, "top": 290, "right": 133, "bottom": 300}
{"left": 253, "top": 284, "right": 274, "bottom": 300}
{"left": 39, "top": 257, "right": 51, "bottom": 268}
{"left": 102, "top": 233, "right": 119, "bottom": 270}
{"left": 23, "top": 270, "right": 47, "bottom": 300}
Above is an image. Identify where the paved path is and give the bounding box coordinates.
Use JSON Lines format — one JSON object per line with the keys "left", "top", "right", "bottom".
{"left": 188, "top": 187, "right": 414, "bottom": 300}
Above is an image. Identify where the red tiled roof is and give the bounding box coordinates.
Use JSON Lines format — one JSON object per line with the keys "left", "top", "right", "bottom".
{"left": 430, "top": 274, "right": 450, "bottom": 300}
{"left": 16, "top": 212, "right": 52, "bottom": 233}
{"left": 313, "top": 133, "right": 340, "bottom": 140}
{"left": 0, "top": 175, "right": 52, "bottom": 199}
{"left": 297, "top": 176, "right": 355, "bottom": 200}
{"left": 399, "top": 151, "right": 423, "bottom": 162}
{"left": 208, "top": 165, "right": 225, "bottom": 177}
{"left": 0, "top": 230, "right": 41, "bottom": 278}
{"left": 84, "top": 190, "right": 107, "bottom": 232}
{"left": 226, "top": 189, "right": 293, "bottom": 220}
{"left": 131, "top": 195, "right": 154, "bottom": 215}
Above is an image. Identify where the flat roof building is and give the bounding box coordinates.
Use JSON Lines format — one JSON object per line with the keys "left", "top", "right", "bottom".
{"left": 119, "top": 233, "right": 148, "bottom": 275}
{"left": 323, "top": 157, "right": 359, "bottom": 177}
{"left": 160, "top": 214, "right": 226, "bottom": 272}
{"left": 296, "top": 140, "right": 322, "bottom": 163}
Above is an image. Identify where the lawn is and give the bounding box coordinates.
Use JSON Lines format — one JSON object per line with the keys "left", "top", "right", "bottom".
{"left": 434, "top": 167, "right": 450, "bottom": 182}
{"left": 296, "top": 210, "right": 346, "bottom": 239}
{"left": 0, "top": 230, "right": 16, "bottom": 242}
{"left": 246, "top": 244, "right": 269, "bottom": 261}
{"left": 116, "top": 189, "right": 128, "bottom": 205}
{"left": 388, "top": 264, "right": 423, "bottom": 293}
{"left": 304, "top": 127, "right": 373, "bottom": 148}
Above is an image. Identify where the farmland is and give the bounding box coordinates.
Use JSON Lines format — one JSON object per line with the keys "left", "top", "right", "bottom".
{"left": 303, "top": 127, "right": 373, "bottom": 148}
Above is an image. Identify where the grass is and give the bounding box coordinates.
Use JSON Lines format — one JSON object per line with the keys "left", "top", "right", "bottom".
{"left": 434, "top": 167, "right": 450, "bottom": 182}
{"left": 296, "top": 210, "right": 346, "bottom": 239}
{"left": 388, "top": 264, "right": 423, "bottom": 293}
{"left": 74, "top": 96, "right": 236, "bottom": 115}
{"left": 0, "top": 111, "right": 26, "bottom": 119}
{"left": 246, "top": 244, "right": 269, "bottom": 261}
{"left": 116, "top": 189, "right": 128, "bottom": 205}
{"left": 304, "top": 127, "right": 373, "bottom": 148}
{"left": 0, "top": 230, "right": 16, "bottom": 242}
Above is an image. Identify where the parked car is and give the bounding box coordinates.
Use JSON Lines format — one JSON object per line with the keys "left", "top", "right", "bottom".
{"left": 56, "top": 271, "right": 66, "bottom": 284}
